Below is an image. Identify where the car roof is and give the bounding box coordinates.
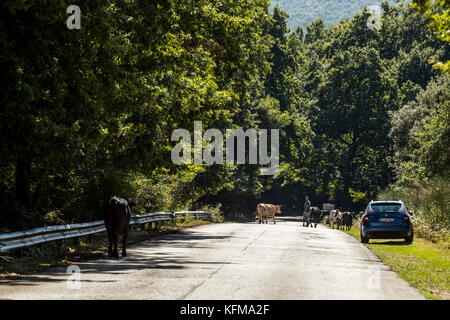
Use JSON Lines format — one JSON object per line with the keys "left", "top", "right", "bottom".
{"left": 369, "top": 200, "right": 403, "bottom": 204}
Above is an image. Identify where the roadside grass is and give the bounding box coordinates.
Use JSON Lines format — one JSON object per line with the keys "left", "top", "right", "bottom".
{"left": 328, "top": 220, "right": 450, "bottom": 300}
{"left": 0, "top": 218, "right": 213, "bottom": 278}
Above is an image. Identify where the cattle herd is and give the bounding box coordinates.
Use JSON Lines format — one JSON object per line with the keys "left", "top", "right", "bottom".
{"left": 328, "top": 209, "right": 354, "bottom": 231}
{"left": 103, "top": 195, "right": 358, "bottom": 259}
{"left": 255, "top": 204, "right": 357, "bottom": 231}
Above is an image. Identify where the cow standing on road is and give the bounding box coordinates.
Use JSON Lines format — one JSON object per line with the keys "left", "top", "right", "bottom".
{"left": 329, "top": 209, "right": 342, "bottom": 229}
{"left": 104, "top": 196, "right": 132, "bottom": 258}
{"left": 257, "top": 203, "right": 282, "bottom": 224}
{"left": 257, "top": 203, "right": 265, "bottom": 224}
{"left": 309, "top": 207, "right": 323, "bottom": 228}
{"left": 336, "top": 210, "right": 344, "bottom": 230}
{"left": 342, "top": 212, "right": 353, "bottom": 231}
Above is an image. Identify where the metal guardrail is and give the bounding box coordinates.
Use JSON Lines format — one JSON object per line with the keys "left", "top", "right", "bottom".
{"left": 0, "top": 211, "right": 212, "bottom": 252}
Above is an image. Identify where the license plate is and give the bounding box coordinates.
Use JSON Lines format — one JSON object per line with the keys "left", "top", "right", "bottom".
{"left": 379, "top": 218, "right": 395, "bottom": 222}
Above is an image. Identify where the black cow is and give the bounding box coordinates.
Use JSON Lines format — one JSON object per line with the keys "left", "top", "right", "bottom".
{"left": 104, "top": 196, "right": 132, "bottom": 258}
{"left": 309, "top": 207, "right": 323, "bottom": 228}
{"left": 342, "top": 211, "right": 353, "bottom": 231}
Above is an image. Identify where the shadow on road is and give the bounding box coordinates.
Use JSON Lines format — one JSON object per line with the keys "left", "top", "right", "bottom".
{"left": 274, "top": 216, "right": 302, "bottom": 223}
{"left": 0, "top": 230, "right": 233, "bottom": 287}
{"left": 250, "top": 215, "right": 302, "bottom": 223}
{"left": 369, "top": 240, "right": 410, "bottom": 246}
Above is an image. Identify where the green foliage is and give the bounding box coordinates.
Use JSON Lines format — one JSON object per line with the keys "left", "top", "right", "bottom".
{"left": 0, "top": 0, "right": 272, "bottom": 228}
{"left": 208, "top": 204, "right": 225, "bottom": 223}
{"left": 389, "top": 74, "right": 450, "bottom": 181}
{"left": 412, "top": 0, "right": 450, "bottom": 72}
{"left": 349, "top": 188, "right": 368, "bottom": 203}
{"left": 0, "top": 0, "right": 448, "bottom": 233}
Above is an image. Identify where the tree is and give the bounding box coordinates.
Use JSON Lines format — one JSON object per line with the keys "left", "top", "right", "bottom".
{"left": 390, "top": 74, "right": 450, "bottom": 181}
{"left": 0, "top": 0, "right": 275, "bottom": 228}
{"left": 412, "top": 0, "right": 450, "bottom": 73}
{"left": 312, "top": 45, "right": 397, "bottom": 206}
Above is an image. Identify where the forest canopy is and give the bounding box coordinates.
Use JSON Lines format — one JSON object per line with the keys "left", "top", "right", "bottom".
{"left": 0, "top": 0, "right": 448, "bottom": 234}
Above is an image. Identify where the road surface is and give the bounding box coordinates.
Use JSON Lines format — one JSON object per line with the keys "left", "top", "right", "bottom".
{"left": 0, "top": 216, "right": 424, "bottom": 299}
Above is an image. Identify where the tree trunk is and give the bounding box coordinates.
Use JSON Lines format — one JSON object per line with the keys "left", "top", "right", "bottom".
{"left": 15, "top": 155, "right": 31, "bottom": 208}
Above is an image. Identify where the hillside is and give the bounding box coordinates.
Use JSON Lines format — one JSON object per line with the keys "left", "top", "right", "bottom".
{"left": 270, "top": 0, "right": 400, "bottom": 30}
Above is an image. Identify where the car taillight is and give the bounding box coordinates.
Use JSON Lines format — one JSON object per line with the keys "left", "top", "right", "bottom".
{"left": 404, "top": 215, "right": 410, "bottom": 223}
{"left": 363, "top": 216, "right": 369, "bottom": 224}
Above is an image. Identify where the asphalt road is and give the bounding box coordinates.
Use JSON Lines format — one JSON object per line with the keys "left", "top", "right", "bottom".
{"left": 0, "top": 216, "right": 424, "bottom": 299}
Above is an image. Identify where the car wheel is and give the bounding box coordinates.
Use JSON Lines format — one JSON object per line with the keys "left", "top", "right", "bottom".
{"left": 404, "top": 228, "right": 414, "bottom": 244}
{"left": 360, "top": 231, "right": 369, "bottom": 244}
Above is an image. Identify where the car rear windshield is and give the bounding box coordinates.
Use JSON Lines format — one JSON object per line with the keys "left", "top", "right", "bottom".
{"left": 370, "top": 203, "right": 402, "bottom": 214}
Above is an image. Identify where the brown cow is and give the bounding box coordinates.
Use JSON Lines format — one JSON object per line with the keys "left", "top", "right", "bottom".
{"left": 104, "top": 196, "right": 132, "bottom": 258}
{"left": 256, "top": 203, "right": 266, "bottom": 224}
{"left": 257, "top": 203, "right": 282, "bottom": 224}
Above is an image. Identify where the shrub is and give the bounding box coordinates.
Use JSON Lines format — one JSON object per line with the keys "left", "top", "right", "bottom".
{"left": 197, "top": 203, "right": 224, "bottom": 223}
{"left": 209, "top": 204, "right": 225, "bottom": 223}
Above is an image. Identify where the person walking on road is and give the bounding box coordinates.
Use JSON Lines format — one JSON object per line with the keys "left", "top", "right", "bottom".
{"left": 303, "top": 195, "right": 311, "bottom": 227}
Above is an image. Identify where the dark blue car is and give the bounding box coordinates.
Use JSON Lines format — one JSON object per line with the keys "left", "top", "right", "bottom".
{"left": 360, "top": 200, "right": 413, "bottom": 244}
